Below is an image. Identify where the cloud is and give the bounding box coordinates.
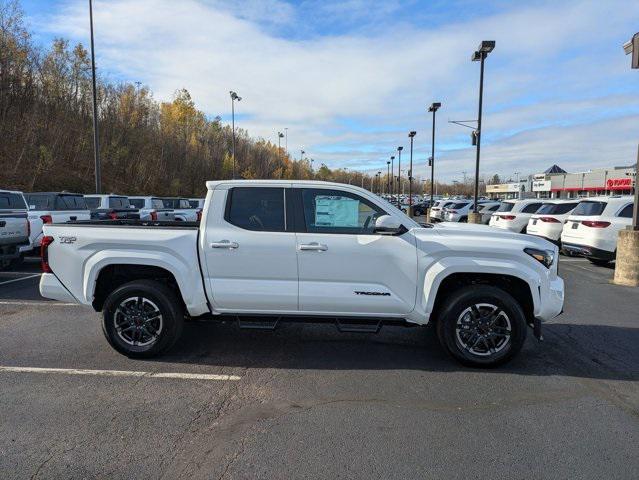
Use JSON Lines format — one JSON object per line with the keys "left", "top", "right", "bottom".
{"left": 35, "top": 0, "right": 639, "bottom": 180}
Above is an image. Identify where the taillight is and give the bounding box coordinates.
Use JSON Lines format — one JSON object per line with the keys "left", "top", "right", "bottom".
{"left": 40, "top": 214, "right": 52, "bottom": 224}
{"left": 539, "top": 217, "right": 560, "bottom": 223}
{"left": 41, "top": 235, "right": 54, "bottom": 273}
{"left": 582, "top": 221, "right": 610, "bottom": 228}
{"left": 108, "top": 212, "right": 118, "bottom": 220}
{"left": 197, "top": 209, "right": 202, "bottom": 222}
{"left": 150, "top": 210, "right": 158, "bottom": 221}
{"left": 501, "top": 215, "right": 516, "bottom": 220}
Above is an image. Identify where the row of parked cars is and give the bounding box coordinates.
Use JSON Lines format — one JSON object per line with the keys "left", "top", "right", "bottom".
{"left": 0, "top": 190, "right": 205, "bottom": 269}
{"left": 430, "top": 196, "right": 635, "bottom": 265}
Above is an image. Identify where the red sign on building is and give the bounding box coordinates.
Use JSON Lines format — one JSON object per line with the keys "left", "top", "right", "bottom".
{"left": 606, "top": 178, "right": 633, "bottom": 190}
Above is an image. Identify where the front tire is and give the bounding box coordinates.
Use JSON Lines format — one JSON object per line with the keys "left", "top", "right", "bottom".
{"left": 102, "top": 279, "right": 184, "bottom": 358}
{"left": 436, "top": 285, "right": 527, "bottom": 368}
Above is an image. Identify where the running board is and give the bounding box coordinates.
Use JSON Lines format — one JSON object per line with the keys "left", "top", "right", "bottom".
{"left": 237, "top": 316, "right": 281, "bottom": 331}
{"left": 335, "top": 318, "right": 382, "bottom": 334}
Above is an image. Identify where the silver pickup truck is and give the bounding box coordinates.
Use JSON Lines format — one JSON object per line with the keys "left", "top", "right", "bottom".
{"left": 0, "top": 190, "right": 30, "bottom": 269}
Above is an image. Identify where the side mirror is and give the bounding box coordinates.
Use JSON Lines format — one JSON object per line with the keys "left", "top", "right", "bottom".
{"left": 374, "top": 215, "right": 403, "bottom": 235}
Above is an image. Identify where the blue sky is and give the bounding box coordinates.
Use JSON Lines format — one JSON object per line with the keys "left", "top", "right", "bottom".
{"left": 20, "top": 0, "right": 639, "bottom": 182}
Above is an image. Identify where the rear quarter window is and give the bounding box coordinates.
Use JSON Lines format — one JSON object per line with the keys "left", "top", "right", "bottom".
{"left": 497, "top": 203, "right": 515, "bottom": 212}
{"left": 572, "top": 201, "right": 607, "bottom": 216}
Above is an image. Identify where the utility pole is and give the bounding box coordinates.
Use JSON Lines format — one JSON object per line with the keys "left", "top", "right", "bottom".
{"left": 89, "top": 0, "right": 101, "bottom": 193}
{"left": 230, "top": 91, "right": 242, "bottom": 179}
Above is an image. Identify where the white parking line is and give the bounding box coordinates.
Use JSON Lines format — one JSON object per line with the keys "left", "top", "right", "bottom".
{"left": 0, "top": 274, "right": 41, "bottom": 286}
{"left": 0, "top": 300, "right": 79, "bottom": 307}
{"left": 0, "top": 366, "right": 241, "bottom": 381}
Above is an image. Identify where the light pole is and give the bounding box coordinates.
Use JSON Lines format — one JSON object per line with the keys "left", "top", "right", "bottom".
{"left": 377, "top": 171, "right": 382, "bottom": 194}
{"left": 396, "top": 146, "right": 403, "bottom": 207}
{"left": 386, "top": 161, "right": 391, "bottom": 195}
{"left": 515, "top": 171, "right": 521, "bottom": 199}
{"left": 284, "top": 128, "right": 288, "bottom": 156}
{"left": 408, "top": 131, "right": 416, "bottom": 215}
{"left": 428, "top": 102, "right": 441, "bottom": 216}
{"left": 300, "top": 149, "right": 305, "bottom": 161}
{"left": 310, "top": 158, "right": 314, "bottom": 177}
{"left": 89, "top": 0, "right": 101, "bottom": 193}
{"left": 230, "top": 90, "right": 242, "bottom": 179}
{"left": 390, "top": 156, "right": 395, "bottom": 199}
{"left": 469, "top": 41, "right": 495, "bottom": 220}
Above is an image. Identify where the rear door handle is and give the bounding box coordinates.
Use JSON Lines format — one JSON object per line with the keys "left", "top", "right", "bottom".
{"left": 210, "top": 240, "right": 239, "bottom": 249}
{"left": 298, "top": 242, "right": 328, "bottom": 251}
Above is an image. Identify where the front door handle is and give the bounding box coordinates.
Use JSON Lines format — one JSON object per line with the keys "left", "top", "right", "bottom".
{"left": 210, "top": 240, "right": 239, "bottom": 249}
{"left": 298, "top": 242, "right": 328, "bottom": 251}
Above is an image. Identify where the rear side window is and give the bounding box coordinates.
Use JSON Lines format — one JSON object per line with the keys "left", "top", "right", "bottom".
{"left": 0, "top": 192, "right": 27, "bottom": 209}
{"left": 55, "top": 195, "right": 87, "bottom": 210}
{"left": 618, "top": 204, "right": 634, "bottom": 218}
{"left": 85, "top": 197, "right": 101, "bottom": 209}
{"left": 521, "top": 203, "right": 542, "bottom": 214}
{"left": 225, "top": 187, "right": 285, "bottom": 232}
{"left": 572, "top": 201, "right": 607, "bottom": 216}
{"left": 109, "top": 197, "right": 130, "bottom": 209}
{"left": 497, "top": 203, "right": 515, "bottom": 212}
{"left": 129, "top": 199, "right": 144, "bottom": 208}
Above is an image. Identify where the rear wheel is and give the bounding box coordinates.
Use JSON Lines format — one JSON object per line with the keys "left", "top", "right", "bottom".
{"left": 102, "top": 279, "right": 184, "bottom": 358}
{"left": 436, "top": 285, "right": 527, "bottom": 368}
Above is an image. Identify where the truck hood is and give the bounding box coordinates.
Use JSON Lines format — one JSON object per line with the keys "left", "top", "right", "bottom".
{"left": 411, "top": 221, "right": 556, "bottom": 252}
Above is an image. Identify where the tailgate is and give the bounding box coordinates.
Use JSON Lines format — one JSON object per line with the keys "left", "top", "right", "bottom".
{"left": 52, "top": 210, "right": 91, "bottom": 222}
{"left": 0, "top": 213, "right": 29, "bottom": 246}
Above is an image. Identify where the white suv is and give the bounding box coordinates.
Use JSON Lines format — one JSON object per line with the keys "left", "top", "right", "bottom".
{"left": 560, "top": 196, "right": 634, "bottom": 265}
{"left": 478, "top": 202, "right": 501, "bottom": 224}
{"left": 489, "top": 199, "right": 544, "bottom": 233}
{"left": 526, "top": 200, "right": 579, "bottom": 245}
{"left": 444, "top": 200, "right": 493, "bottom": 222}
{"left": 430, "top": 200, "right": 455, "bottom": 221}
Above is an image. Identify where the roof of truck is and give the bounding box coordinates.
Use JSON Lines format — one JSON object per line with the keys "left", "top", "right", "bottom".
{"left": 205, "top": 179, "right": 369, "bottom": 190}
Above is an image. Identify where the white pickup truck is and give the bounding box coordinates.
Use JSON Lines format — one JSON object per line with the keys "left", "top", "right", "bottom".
{"left": 40, "top": 180, "right": 564, "bottom": 367}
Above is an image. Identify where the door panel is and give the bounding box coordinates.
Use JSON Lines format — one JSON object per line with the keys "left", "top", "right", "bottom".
{"left": 295, "top": 187, "right": 417, "bottom": 315}
{"left": 202, "top": 186, "right": 298, "bottom": 312}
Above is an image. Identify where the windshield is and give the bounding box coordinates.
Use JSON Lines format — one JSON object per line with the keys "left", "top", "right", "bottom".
{"left": 497, "top": 202, "right": 515, "bottom": 212}
{"left": 572, "top": 201, "right": 607, "bottom": 216}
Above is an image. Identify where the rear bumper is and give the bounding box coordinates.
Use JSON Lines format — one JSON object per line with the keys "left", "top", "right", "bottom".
{"left": 561, "top": 242, "right": 615, "bottom": 261}
{"left": 39, "top": 273, "right": 78, "bottom": 303}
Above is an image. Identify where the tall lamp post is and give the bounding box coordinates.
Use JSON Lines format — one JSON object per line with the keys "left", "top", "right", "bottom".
{"left": 390, "top": 156, "right": 395, "bottom": 199}
{"left": 428, "top": 102, "right": 441, "bottom": 218}
{"left": 89, "top": 0, "right": 101, "bottom": 193}
{"left": 386, "top": 161, "right": 391, "bottom": 195}
{"left": 396, "top": 146, "right": 403, "bottom": 207}
{"left": 300, "top": 149, "right": 305, "bottom": 161}
{"left": 408, "top": 131, "right": 416, "bottom": 215}
{"left": 469, "top": 41, "right": 495, "bottom": 222}
{"left": 614, "top": 32, "right": 639, "bottom": 287}
{"left": 230, "top": 91, "right": 242, "bottom": 179}
{"left": 377, "top": 171, "right": 382, "bottom": 194}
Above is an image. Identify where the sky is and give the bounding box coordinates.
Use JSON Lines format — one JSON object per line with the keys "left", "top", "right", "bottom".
{"left": 20, "top": 0, "right": 639, "bottom": 182}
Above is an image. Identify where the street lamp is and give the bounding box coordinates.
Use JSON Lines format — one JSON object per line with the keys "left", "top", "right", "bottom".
{"left": 390, "top": 156, "right": 395, "bottom": 199}
{"left": 428, "top": 102, "right": 441, "bottom": 215}
{"left": 310, "top": 158, "right": 314, "bottom": 177}
{"left": 386, "top": 161, "right": 391, "bottom": 195}
{"left": 230, "top": 90, "right": 242, "bottom": 179}
{"left": 396, "top": 146, "right": 403, "bottom": 207}
{"left": 89, "top": 0, "right": 101, "bottom": 193}
{"left": 300, "top": 149, "right": 305, "bottom": 161}
{"left": 408, "top": 131, "right": 417, "bottom": 213}
{"left": 277, "top": 131, "right": 284, "bottom": 160}
{"left": 377, "top": 171, "right": 382, "bottom": 194}
{"left": 470, "top": 40, "right": 495, "bottom": 219}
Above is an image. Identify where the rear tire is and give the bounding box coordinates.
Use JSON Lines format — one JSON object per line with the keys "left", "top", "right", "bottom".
{"left": 436, "top": 285, "right": 527, "bottom": 368}
{"left": 102, "top": 279, "right": 184, "bottom": 358}
{"left": 588, "top": 257, "right": 611, "bottom": 267}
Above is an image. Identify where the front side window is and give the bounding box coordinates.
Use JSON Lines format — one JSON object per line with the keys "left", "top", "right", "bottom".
{"left": 225, "top": 187, "right": 285, "bottom": 232}
{"left": 301, "top": 189, "right": 386, "bottom": 234}
{"left": 618, "top": 204, "right": 634, "bottom": 218}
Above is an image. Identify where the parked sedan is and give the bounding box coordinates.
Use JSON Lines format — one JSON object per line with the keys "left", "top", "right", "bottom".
{"left": 561, "top": 196, "right": 634, "bottom": 265}
{"left": 488, "top": 199, "right": 544, "bottom": 233}
{"left": 526, "top": 200, "right": 579, "bottom": 245}
{"left": 85, "top": 195, "right": 141, "bottom": 220}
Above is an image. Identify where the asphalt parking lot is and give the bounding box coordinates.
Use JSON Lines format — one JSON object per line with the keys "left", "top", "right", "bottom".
{"left": 1, "top": 257, "right": 638, "bottom": 479}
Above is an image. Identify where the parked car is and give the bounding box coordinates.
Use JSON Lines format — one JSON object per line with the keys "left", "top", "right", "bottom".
{"left": 430, "top": 200, "right": 455, "bottom": 221}
{"left": 128, "top": 196, "right": 175, "bottom": 222}
{"left": 161, "top": 197, "right": 199, "bottom": 222}
{"left": 443, "top": 200, "right": 494, "bottom": 222}
{"left": 0, "top": 190, "right": 30, "bottom": 268}
{"left": 84, "top": 195, "right": 141, "bottom": 220}
{"left": 24, "top": 192, "right": 90, "bottom": 248}
{"left": 488, "top": 199, "right": 544, "bottom": 233}
{"left": 40, "top": 180, "right": 564, "bottom": 368}
{"left": 560, "top": 196, "right": 634, "bottom": 265}
{"left": 526, "top": 200, "right": 579, "bottom": 245}
{"left": 477, "top": 202, "right": 501, "bottom": 224}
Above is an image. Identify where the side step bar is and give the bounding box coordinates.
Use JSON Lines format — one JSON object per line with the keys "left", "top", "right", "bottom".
{"left": 225, "top": 315, "right": 411, "bottom": 333}
{"left": 237, "top": 316, "right": 281, "bottom": 331}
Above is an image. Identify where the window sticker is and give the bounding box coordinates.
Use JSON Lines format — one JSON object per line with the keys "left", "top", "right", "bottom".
{"left": 315, "top": 196, "right": 359, "bottom": 227}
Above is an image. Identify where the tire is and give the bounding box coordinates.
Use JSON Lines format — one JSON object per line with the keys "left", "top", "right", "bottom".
{"left": 588, "top": 257, "right": 611, "bottom": 267}
{"left": 102, "top": 279, "right": 184, "bottom": 358}
{"left": 520, "top": 226, "right": 528, "bottom": 234}
{"left": 460, "top": 216, "right": 468, "bottom": 223}
{"left": 436, "top": 285, "right": 527, "bottom": 368}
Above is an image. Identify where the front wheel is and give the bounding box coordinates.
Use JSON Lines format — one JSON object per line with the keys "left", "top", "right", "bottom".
{"left": 436, "top": 285, "right": 527, "bottom": 368}
{"left": 102, "top": 279, "right": 184, "bottom": 358}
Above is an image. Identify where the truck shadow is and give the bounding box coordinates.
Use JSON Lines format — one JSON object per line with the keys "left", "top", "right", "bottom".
{"left": 159, "top": 320, "right": 639, "bottom": 382}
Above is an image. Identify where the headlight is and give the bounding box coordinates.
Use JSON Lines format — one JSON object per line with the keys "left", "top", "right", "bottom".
{"left": 524, "top": 247, "right": 555, "bottom": 269}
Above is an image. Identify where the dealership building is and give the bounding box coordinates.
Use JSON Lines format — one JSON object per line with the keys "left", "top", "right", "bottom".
{"left": 486, "top": 165, "right": 636, "bottom": 200}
